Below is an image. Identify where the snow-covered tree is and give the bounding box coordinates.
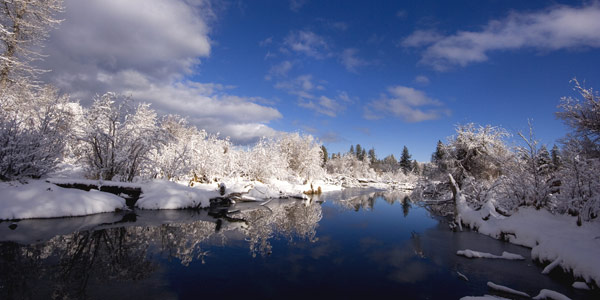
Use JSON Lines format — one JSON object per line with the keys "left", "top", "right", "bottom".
{"left": 0, "top": 84, "right": 74, "bottom": 180}
{"left": 556, "top": 79, "right": 600, "bottom": 155}
{"left": 499, "top": 123, "right": 554, "bottom": 210}
{"left": 149, "top": 115, "right": 195, "bottom": 180}
{"left": 79, "top": 93, "right": 164, "bottom": 181}
{"left": 443, "top": 123, "right": 512, "bottom": 185}
{"left": 278, "top": 133, "right": 324, "bottom": 181}
{"left": 555, "top": 140, "right": 600, "bottom": 221}
{"left": 0, "top": 0, "right": 64, "bottom": 88}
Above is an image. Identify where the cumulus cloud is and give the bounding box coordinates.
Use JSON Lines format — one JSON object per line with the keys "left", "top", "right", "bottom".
{"left": 365, "top": 86, "right": 449, "bottom": 122}
{"left": 340, "top": 48, "right": 369, "bottom": 73}
{"left": 37, "top": 0, "right": 282, "bottom": 144}
{"left": 283, "top": 30, "right": 330, "bottom": 59}
{"left": 402, "top": 4, "right": 600, "bottom": 70}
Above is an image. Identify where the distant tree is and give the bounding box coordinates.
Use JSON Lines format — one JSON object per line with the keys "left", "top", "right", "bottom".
{"left": 0, "top": 0, "right": 64, "bottom": 88}
{"left": 400, "top": 146, "right": 412, "bottom": 173}
{"left": 349, "top": 145, "right": 355, "bottom": 156}
{"left": 355, "top": 144, "right": 362, "bottom": 159}
{"left": 551, "top": 144, "right": 561, "bottom": 171}
{"left": 381, "top": 154, "right": 397, "bottom": 172}
{"left": 368, "top": 147, "right": 376, "bottom": 165}
{"left": 320, "top": 145, "right": 328, "bottom": 167}
{"left": 361, "top": 148, "right": 367, "bottom": 162}
{"left": 431, "top": 140, "right": 444, "bottom": 163}
{"left": 412, "top": 160, "right": 422, "bottom": 175}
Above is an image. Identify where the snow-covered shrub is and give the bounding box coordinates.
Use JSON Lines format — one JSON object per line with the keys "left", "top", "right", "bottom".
{"left": 278, "top": 133, "right": 324, "bottom": 181}
{"left": 0, "top": 85, "right": 74, "bottom": 180}
{"left": 187, "top": 129, "right": 243, "bottom": 183}
{"left": 79, "top": 93, "right": 164, "bottom": 181}
{"left": 326, "top": 153, "right": 376, "bottom": 179}
{"left": 554, "top": 141, "right": 600, "bottom": 221}
{"left": 149, "top": 115, "right": 195, "bottom": 180}
{"left": 244, "top": 137, "right": 288, "bottom": 182}
{"left": 498, "top": 123, "right": 555, "bottom": 211}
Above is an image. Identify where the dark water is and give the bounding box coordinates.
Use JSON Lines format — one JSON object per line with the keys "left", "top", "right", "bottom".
{"left": 0, "top": 189, "right": 593, "bottom": 299}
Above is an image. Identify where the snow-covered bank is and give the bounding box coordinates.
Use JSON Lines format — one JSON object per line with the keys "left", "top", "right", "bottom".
{"left": 453, "top": 178, "right": 600, "bottom": 286}
{"left": 0, "top": 181, "right": 126, "bottom": 220}
{"left": 136, "top": 178, "right": 343, "bottom": 210}
{"left": 0, "top": 178, "right": 346, "bottom": 219}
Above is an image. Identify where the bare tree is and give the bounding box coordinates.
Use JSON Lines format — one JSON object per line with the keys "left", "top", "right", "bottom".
{"left": 0, "top": 0, "right": 64, "bottom": 88}
{"left": 556, "top": 79, "right": 600, "bottom": 151}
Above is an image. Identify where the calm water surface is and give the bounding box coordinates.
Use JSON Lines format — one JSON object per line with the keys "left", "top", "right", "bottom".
{"left": 0, "top": 189, "right": 592, "bottom": 299}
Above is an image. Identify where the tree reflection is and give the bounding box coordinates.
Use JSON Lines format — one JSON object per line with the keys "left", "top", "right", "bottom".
{"left": 0, "top": 198, "right": 325, "bottom": 297}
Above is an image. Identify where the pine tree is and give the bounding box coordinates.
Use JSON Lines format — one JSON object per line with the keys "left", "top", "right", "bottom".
{"left": 537, "top": 145, "right": 552, "bottom": 175}
{"left": 431, "top": 140, "right": 444, "bottom": 163}
{"left": 349, "top": 145, "right": 355, "bottom": 156}
{"left": 321, "top": 145, "right": 328, "bottom": 167}
{"left": 361, "top": 148, "right": 367, "bottom": 162}
{"left": 356, "top": 144, "right": 363, "bottom": 160}
{"left": 368, "top": 147, "right": 376, "bottom": 165}
{"left": 400, "top": 146, "right": 412, "bottom": 174}
{"left": 551, "top": 144, "right": 561, "bottom": 171}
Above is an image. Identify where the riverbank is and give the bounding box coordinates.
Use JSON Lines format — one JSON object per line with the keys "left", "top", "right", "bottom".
{"left": 453, "top": 179, "right": 600, "bottom": 289}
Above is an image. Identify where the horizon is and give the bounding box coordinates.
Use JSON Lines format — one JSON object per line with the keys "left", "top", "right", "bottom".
{"left": 37, "top": 0, "right": 600, "bottom": 161}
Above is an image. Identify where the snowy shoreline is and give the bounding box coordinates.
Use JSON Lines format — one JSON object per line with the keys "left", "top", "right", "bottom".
{"left": 452, "top": 177, "right": 600, "bottom": 288}
{"left": 1, "top": 177, "right": 358, "bottom": 220}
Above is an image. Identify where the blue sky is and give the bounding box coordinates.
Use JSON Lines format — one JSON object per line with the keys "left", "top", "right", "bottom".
{"left": 41, "top": 0, "right": 600, "bottom": 161}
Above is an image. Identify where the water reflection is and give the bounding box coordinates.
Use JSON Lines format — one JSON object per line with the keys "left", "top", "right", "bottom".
{"left": 0, "top": 189, "right": 589, "bottom": 299}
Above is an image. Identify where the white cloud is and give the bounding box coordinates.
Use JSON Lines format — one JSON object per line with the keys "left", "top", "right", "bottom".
{"left": 265, "top": 60, "right": 293, "bottom": 80}
{"left": 37, "top": 0, "right": 282, "bottom": 144}
{"left": 402, "top": 4, "right": 600, "bottom": 70}
{"left": 340, "top": 48, "right": 369, "bottom": 73}
{"left": 414, "top": 75, "right": 430, "bottom": 85}
{"left": 365, "top": 86, "right": 449, "bottom": 122}
{"left": 283, "top": 30, "right": 330, "bottom": 59}
{"left": 331, "top": 21, "right": 349, "bottom": 31}
{"left": 396, "top": 10, "right": 407, "bottom": 18}
{"left": 289, "top": 0, "right": 308, "bottom": 12}
{"left": 299, "top": 95, "right": 341, "bottom": 117}
{"left": 274, "top": 74, "right": 320, "bottom": 99}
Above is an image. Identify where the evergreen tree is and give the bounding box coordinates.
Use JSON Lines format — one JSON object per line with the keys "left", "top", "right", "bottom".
{"left": 349, "top": 145, "right": 355, "bottom": 156}
{"left": 551, "top": 144, "right": 561, "bottom": 171}
{"left": 412, "top": 160, "right": 422, "bottom": 175}
{"left": 356, "top": 144, "right": 363, "bottom": 160}
{"left": 368, "top": 147, "right": 376, "bottom": 165}
{"left": 537, "top": 145, "right": 552, "bottom": 175}
{"left": 320, "top": 145, "right": 328, "bottom": 167}
{"left": 361, "top": 148, "right": 367, "bottom": 162}
{"left": 400, "top": 146, "right": 412, "bottom": 173}
{"left": 431, "top": 140, "right": 444, "bottom": 163}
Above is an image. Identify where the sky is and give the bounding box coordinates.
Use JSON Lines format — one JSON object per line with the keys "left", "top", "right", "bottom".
{"left": 38, "top": 0, "right": 600, "bottom": 161}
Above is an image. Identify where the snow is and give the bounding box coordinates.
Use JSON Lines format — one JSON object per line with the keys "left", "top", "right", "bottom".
{"left": 453, "top": 176, "right": 600, "bottom": 285}
{"left": 457, "top": 249, "right": 525, "bottom": 260}
{"left": 136, "top": 180, "right": 218, "bottom": 210}
{"left": 571, "top": 281, "right": 590, "bottom": 290}
{"left": 486, "top": 281, "right": 530, "bottom": 298}
{"left": 0, "top": 180, "right": 125, "bottom": 220}
{"left": 532, "top": 289, "right": 572, "bottom": 300}
{"left": 460, "top": 296, "right": 510, "bottom": 300}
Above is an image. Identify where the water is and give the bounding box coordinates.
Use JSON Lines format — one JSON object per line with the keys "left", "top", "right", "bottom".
{"left": 0, "top": 189, "right": 592, "bottom": 299}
